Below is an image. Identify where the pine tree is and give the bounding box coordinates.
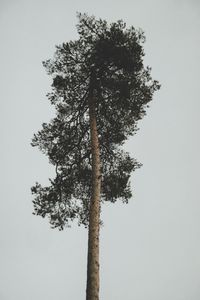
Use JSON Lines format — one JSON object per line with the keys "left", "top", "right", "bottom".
{"left": 31, "top": 13, "right": 160, "bottom": 300}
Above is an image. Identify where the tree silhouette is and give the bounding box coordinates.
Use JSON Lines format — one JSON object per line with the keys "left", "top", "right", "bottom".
{"left": 31, "top": 13, "right": 160, "bottom": 300}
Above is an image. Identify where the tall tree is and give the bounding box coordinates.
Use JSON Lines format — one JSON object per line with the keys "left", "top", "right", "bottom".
{"left": 31, "top": 13, "right": 160, "bottom": 300}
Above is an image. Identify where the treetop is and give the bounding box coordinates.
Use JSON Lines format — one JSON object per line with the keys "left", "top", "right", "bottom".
{"left": 31, "top": 13, "right": 160, "bottom": 230}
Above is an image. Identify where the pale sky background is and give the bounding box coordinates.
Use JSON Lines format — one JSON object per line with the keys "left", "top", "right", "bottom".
{"left": 0, "top": 0, "right": 200, "bottom": 299}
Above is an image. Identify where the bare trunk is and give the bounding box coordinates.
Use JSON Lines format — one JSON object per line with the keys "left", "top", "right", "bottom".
{"left": 86, "top": 93, "right": 101, "bottom": 300}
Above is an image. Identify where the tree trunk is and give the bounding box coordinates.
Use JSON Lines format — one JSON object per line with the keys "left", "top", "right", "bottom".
{"left": 86, "top": 93, "right": 101, "bottom": 300}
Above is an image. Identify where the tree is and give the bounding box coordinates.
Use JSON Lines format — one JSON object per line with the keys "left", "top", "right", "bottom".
{"left": 31, "top": 13, "right": 160, "bottom": 300}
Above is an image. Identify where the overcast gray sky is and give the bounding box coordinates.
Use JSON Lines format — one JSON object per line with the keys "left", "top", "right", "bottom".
{"left": 0, "top": 0, "right": 200, "bottom": 299}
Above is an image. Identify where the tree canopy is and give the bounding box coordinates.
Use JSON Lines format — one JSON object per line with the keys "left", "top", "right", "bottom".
{"left": 31, "top": 13, "right": 160, "bottom": 230}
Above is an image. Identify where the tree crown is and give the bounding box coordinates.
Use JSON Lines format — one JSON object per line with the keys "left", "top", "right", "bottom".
{"left": 31, "top": 13, "right": 160, "bottom": 230}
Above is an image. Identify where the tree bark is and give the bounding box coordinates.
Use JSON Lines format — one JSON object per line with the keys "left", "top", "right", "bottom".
{"left": 86, "top": 92, "right": 101, "bottom": 300}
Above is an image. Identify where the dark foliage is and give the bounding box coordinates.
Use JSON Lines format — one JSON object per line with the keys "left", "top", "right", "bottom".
{"left": 31, "top": 13, "right": 160, "bottom": 230}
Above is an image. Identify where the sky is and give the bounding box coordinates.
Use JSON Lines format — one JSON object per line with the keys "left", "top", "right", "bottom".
{"left": 0, "top": 0, "right": 200, "bottom": 299}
